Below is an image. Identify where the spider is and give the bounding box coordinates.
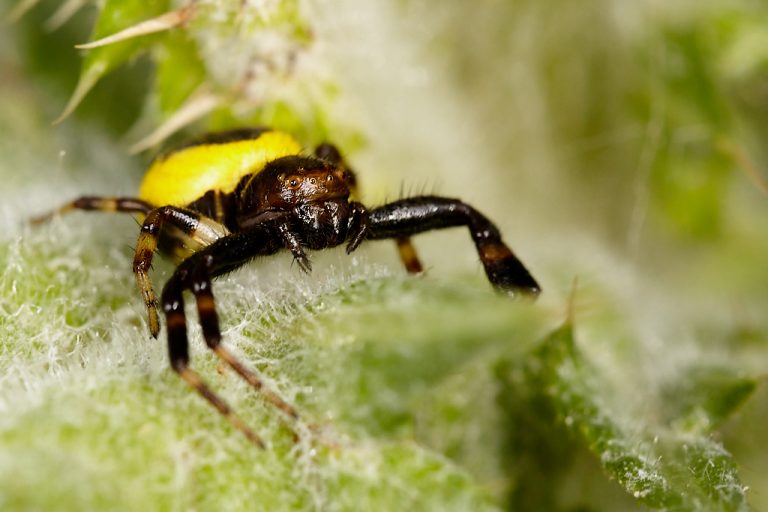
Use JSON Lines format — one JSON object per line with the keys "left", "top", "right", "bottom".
{"left": 33, "top": 127, "right": 541, "bottom": 447}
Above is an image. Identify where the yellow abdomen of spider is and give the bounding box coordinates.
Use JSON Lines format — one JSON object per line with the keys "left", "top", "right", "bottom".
{"left": 138, "top": 130, "right": 302, "bottom": 207}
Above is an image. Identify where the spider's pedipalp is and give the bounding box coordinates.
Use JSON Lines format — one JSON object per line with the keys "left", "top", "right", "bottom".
{"left": 344, "top": 201, "right": 369, "bottom": 254}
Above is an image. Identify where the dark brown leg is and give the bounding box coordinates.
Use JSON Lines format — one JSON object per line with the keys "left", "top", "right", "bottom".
{"left": 366, "top": 196, "right": 541, "bottom": 295}
{"left": 189, "top": 262, "right": 298, "bottom": 419}
{"left": 315, "top": 143, "right": 425, "bottom": 274}
{"left": 163, "top": 285, "right": 266, "bottom": 447}
{"left": 161, "top": 227, "right": 293, "bottom": 446}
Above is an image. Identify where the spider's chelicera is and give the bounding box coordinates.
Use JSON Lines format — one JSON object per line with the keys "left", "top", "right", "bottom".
{"left": 33, "top": 127, "right": 540, "bottom": 447}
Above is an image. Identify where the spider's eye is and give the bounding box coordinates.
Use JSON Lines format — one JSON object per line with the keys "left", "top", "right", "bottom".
{"left": 287, "top": 178, "right": 299, "bottom": 188}
{"left": 326, "top": 174, "right": 334, "bottom": 182}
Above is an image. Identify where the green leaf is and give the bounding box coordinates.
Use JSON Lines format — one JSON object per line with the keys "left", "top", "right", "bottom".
{"left": 660, "top": 366, "right": 758, "bottom": 434}
{"left": 1, "top": 212, "right": 547, "bottom": 510}
{"left": 55, "top": 0, "right": 170, "bottom": 123}
{"left": 84, "top": 0, "right": 170, "bottom": 72}
{"left": 526, "top": 323, "right": 751, "bottom": 511}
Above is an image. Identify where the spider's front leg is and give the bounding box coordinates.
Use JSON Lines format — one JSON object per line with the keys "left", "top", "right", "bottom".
{"left": 366, "top": 196, "right": 541, "bottom": 295}
{"left": 161, "top": 228, "right": 297, "bottom": 447}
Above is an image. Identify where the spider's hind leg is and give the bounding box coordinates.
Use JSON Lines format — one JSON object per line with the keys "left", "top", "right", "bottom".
{"left": 30, "top": 196, "right": 153, "bottom": 224}
{"left": 315, "top": 143, "right": 424, "bottom": 274}
{"left": 30, "top": 195, "right": 171, "bottom": 336}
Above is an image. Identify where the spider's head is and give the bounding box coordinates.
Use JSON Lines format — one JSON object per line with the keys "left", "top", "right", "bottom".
{"left": 238, "top": 155, "right": 351, "bottom": 213}
{"left": 275, "top": 159, "right": 350, "bottom": 205}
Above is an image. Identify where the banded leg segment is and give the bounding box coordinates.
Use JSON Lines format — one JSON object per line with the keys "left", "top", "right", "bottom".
{"left": 315, "top": 143, "right": 424, "bottom": 274}
{"left": 161, "top": 227, "right": 292, "bottom": 446}
{"left": 30, "top": 196, "right": 153, "bottom": 224}
{"left": 163, "top": 285, "right": 266, "bottom": 447}
{"left": 367, "top": 196, "right": 541, "bottom": 295}
{"left": 396, "top": 237, "right": 423, "bottom": 273}
{"left": 393, "top": 235, "right": 423, "bottom": 273}
{"left": 190, "top": 261, "right": 299, "bottom": 419}
{"left": 135, "top": 206, "right": 230, "bottom": 337}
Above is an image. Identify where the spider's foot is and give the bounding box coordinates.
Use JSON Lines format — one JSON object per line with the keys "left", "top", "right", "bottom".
{"left": 29, "top": 211, "right": 55, "bottom": 225}
{"left": 148, "top": 311, "right": 161, "bottom": 338}
{"left": 262, "top": 389, "right": 299, "bottom": 420}
{"left": 480, "top": 242, "right": 541, "bottom": 297}
{"left": 212, "top": 345, "right": 300, "bottom": 422}
{"left": 229, "top": 416, "right": 267, "bottom": 449}
{"left": 177, "top": 365, "right": 267, "bottom": 449}
{"left": 295, "top": 255, "right": 312, "bottom": 274}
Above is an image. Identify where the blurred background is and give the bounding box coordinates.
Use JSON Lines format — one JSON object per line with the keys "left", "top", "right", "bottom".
{"left": 1, "top": 0, "right": 767, "bottom": 510}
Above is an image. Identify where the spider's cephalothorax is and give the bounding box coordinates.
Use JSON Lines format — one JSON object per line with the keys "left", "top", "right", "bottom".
{"left": 33, "top": 127, "right": 540, "bottom": 447}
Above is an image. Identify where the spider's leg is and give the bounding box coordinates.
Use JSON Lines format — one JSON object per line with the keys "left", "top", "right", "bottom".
{"left": 188, "top": 260, "right": 299, "bottom": 419}
{"left": 161, "top": 227, "right": 296, "bottom": 445}
{"left": 366, "top": 196, "right": 541, "bottom": 295}
{"left": 315, "top": 143, "right": 424, "bottom": 273}
{"left": 395, "top": 237, "right": 423, "bottom": 273}
{"left": 30, "top": 196, "right": 153, "bottom": 224}
{"left": 162, "top": 269, "right": 266, "bottom": 448}
{"left": 135, "top": 206, "right": 229, "bottom": 338}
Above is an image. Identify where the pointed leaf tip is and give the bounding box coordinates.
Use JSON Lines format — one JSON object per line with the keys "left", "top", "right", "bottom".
{"left": 52, "top": 63, "right": 106, "bottom": 125}
{"left": 75, "top": 6, "right": 195, "bottom": 50}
